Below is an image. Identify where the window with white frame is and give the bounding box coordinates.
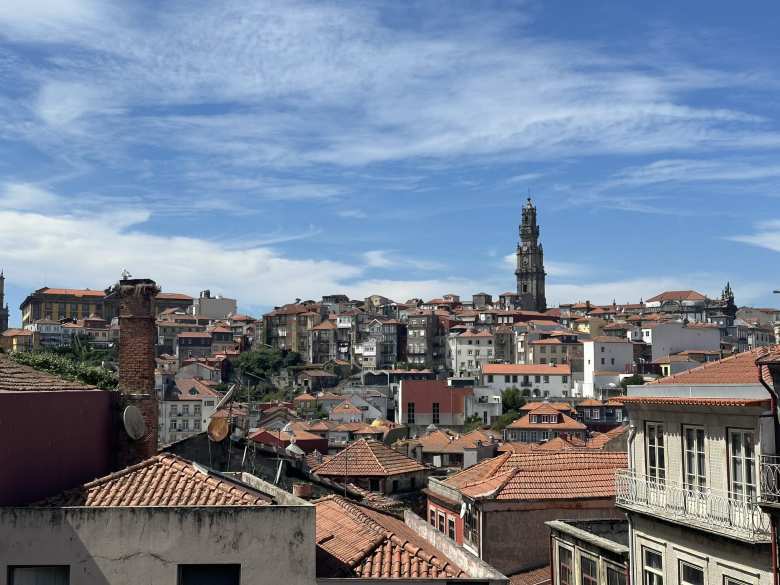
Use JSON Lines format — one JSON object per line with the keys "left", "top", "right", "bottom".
{"left": 729, "top": 429, "right": 756, "bottom": 500}
{"left": 643, "top": 548, "right": 664, "bottom": 585}
{"left": 683, "top": 426, "right": 706, "bottom": 494}
{"left": 646, "top": 423, "right": 666, "bottom": 484}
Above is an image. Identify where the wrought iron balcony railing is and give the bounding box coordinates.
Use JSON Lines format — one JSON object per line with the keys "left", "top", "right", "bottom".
{"left": 615, "top": 469, "right": 770, "bottom": 543}
{"left": 759, "top": 454, "right": 780, "bottom": 504}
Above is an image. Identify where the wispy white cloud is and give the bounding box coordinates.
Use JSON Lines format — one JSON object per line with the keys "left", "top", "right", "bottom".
{"left": 3, "top": 0, "right": 778, "bottom": 176}
{"left": 0, "top": 183, "right": 64, "bottom": 210}
{"left": 730, "top": 220, "right": 780, "bottom": 254}
{"left": 363, "top": 250, "right": 444, "bottom": 271}
{"left": 337, "top": 209, "right": 367, "bottom": 219}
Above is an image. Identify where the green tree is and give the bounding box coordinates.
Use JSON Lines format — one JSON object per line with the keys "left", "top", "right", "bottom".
{"left": 501, "top": 387, "right": 526, "bottom": 413}
{"left": 491, "top": 409, "right": 519, "bottom": 432}
{"left": 464, "top": 414, "right": 483, "bottom": 432}
{"left": 620, "top": 373, "right": 644, "bottom": 390}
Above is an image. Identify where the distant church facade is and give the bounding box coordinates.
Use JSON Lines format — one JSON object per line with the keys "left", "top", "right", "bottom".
{"left": 515, "top": 198, "right": 547, "bottom": 312}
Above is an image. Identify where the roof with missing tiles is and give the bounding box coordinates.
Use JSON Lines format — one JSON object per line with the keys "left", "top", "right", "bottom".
{"left": 0, "top": 354, "right": 99, "bottom": 392}
{"left": 315, "top": 495, "right": 464, "bottom": 579}
{"left": 34, "top": 453, "right": 273, "bottom": 507}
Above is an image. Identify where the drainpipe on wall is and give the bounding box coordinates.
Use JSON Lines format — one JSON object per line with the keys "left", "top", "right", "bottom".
{"left": 757, "top": 354, "right": 780, "bottom": 585}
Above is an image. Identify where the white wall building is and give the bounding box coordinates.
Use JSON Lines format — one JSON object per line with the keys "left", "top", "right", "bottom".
{"left": 481, "top": 363, "right": 571, "bottom": 398}
{"left": 448, "top": 329, "right": 495, "bottom": 378}
{"left": 640, "top": 321, "right": 721, "bottom": 362}
{"left": 580, "top": 337, "right": 635, "bottom": 398}
{"left": 616, "top": 350, "right": 774, "bottom": 585}
{"left": 159, "top": 378, "right": 220, "bottom": 444}
{"left": 465, "top": 386, "right": 503, "bottom": 426}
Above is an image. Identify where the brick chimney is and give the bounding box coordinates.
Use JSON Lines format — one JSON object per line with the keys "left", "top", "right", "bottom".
{"left": 107, "top": 277, "right": 160, "bottom": 468}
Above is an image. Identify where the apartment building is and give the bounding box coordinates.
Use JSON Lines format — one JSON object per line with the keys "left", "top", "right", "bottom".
{"left": 481, "top": 363, "right": 571, "bottom": 397}
{"left": 448, "top": 328, "right": 495, "bottom": 378}
{"left": 425, "top": 450, "right": 627, "bottom": 575}
{"left": 19, "top": 287, "right": 109, "bottom": 326}
{"left": 503, "top": 402, "right": 586, "bottom": 442}
{"left": 615, "top": 349, "right": 774, "bottom": 585}
{"left": 159, "top": 378, "right": 220, "bottom": 444}
{"left": 580, "top": 337, "right": 635, "bottom": 398}
{"left": 396, "top": 379, "right": 472, "bottom": 432}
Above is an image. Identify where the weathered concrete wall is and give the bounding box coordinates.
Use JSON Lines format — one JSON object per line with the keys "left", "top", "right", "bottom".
{"left": 404, "top": 510, "right": 508, "bottom": 585}
{"left": 630, "top": 513, "right": 772, "bottom": 585}
{"left": 0, "top": 506, "right": 315, "bottom": 585}
{"left": 0, "top": 390, "right": 113, "bottom": 506}
{"left": 480, "top": 500, "right": 623, "bottom": 576}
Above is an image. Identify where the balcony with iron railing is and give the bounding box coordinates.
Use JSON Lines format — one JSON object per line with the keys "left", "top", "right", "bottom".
{"left": 615, "top": 469, "right": 770, "bottom": 543}
{"left": 759, "top": 454, "right": 780, "bottom": 508}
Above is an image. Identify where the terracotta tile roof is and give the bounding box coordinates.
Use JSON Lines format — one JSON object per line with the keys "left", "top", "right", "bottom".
{"left": 312, "top": 320, "right": 337, "bottom": 331}
{"left": 294, "top": 392, "right": 317, "bottom": 402}
{"left": 586, "top": 425, "right": 629, "bottom": 448}
{"left": 35, "top": 454, "right": 272, "bottom": 506}
{"left": 0, "top": 354, "right": 98, "bottom": 392}
{"left": 38, "top": 287, "right": 104, "bottom": 298}
{"left": 649, "top": 347, "right": 777, "bottom": 385}
{"left": 169, "top": 378, "right": 220, "bottom": 401}
{"left": 459, "top": 329, "right": 494, "bottom": 337}
{"left": 331, "top": 401, "right": 362, "bottom": 415}
{"left": 482, "top": 363, "right": 571, "bottom": 375}
{"left": 2, "top": 328, "right": 33, "bottom": 337}
{"left": 412, "top": 429, "right": 499, "bottom": 454}
{"left": 156, "top": 292, "right": 193, "bottom": 300}
{"left": 451, "top": 451, "right": 627, "bottom": 501}
{"left": 520, "top": 401, "right": 574, "bottom": 413}
{"left": 577, "top": 399, "right": 605, "bottom": 407}
{"left": 646, "top": 290, "right": 706, "bottom": 302}
{"left": 313, "top": 439, "right": 426, "bottom": 478}
{"left": 506, "top": 407, "right": 586, "bottom": 431}
{"left": 616, "top": 396, "right": 769, "bottom": 408}
{"left": 315, "top": 495, "right": 464, "bottom": 579}
{"left": 510, "top": 565, "right": 552, "bottom": 585}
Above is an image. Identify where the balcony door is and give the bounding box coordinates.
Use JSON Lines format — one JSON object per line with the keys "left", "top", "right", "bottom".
{"left": 646, "top": 423, "right": 665, "bottom": 486}
{"left": 728, "top": 429, "right": 756, "bottom": 501}
{"left": 683, "top": 426, "right": 707, "bottom": 516}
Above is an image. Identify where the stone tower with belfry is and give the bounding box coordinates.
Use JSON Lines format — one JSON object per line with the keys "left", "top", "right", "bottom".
{"left": 515, "top": 198, "right": 547, "bottom": 312}
{"left": 0, "top": 270, "right": 9, "bottom": 333}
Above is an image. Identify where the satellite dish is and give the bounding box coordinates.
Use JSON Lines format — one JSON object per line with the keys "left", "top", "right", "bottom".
{"left": 123, "top": 406, "right": 147, "bottom": 440}
{"left": 207, "top": 417, "right": 230, "bottom": 442}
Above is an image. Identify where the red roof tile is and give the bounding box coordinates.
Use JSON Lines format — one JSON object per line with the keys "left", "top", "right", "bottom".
{"left": 36, "top": 454, "right": 272, "bottom": 506}
{"left": 0, "top": 354, "right": 98, "bottom": 392}
{"left": 315, "top": 495, "right": 464, "bottom": 579}
{"left": 482, "top": 363, "right": 571, "bottom": 375}
{"left": 510, "top": 565, "right": 552, "bottom": 585}
{"left": 313, "top": 439, "right": 426, "bottom": 478}
{"left": 649, "top": 347, "right": 778, "bottom": 385}
{"left": 38, "top": 288, "right": 104, "bottom": 297}
{"left": 646, "top": 290, "right": 706, "bottom": 302}
{"left": 616, "top": 396, "right": 769, "bottom": 408}
{"left": 449, "top": 451, "right": 627, "bottom": 501}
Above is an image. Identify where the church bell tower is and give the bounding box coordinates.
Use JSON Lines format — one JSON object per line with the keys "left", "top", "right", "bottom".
{"left": 515, "top": 198, "right": 547, "bottom": 312}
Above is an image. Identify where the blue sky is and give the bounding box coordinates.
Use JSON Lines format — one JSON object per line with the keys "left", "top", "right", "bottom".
{"left": 1, "top": 0, "right": 780, "bottom": 324}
